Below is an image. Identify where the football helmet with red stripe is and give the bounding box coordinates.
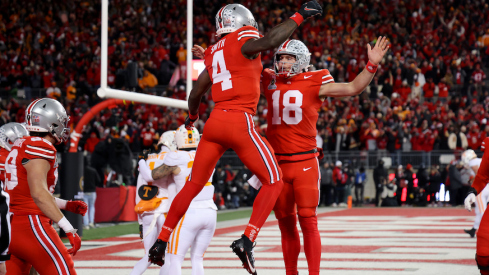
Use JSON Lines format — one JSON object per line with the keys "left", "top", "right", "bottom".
{"left": 215, "top": 4, "right": 257, "bottom": 37}
{"left": 274, "top": 39, "right": 311, "bottom": 78}
{"left": 0, "top": 122, "right": 29, "bottom": 151}
{"left": 25, "top": 98, "right": 70, "bottom": 144}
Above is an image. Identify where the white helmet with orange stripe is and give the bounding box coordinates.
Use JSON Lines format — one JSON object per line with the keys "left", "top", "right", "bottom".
{"left": 175, "top": 125, "right": 200, "bottom": 150}
{"left": 25, "top": 98, "right": 70, "bottom": 144}
{"left": 461, "top": 149, "right": 477, "bottom": 165}
{"left": 215, "top": 4, "right": 258, "bottom": 37}
{"left": 158, "top": 130, "right": 177, "bottom": 151}
{"left": 274, "top": 39, "right": 311, "bottom": 78}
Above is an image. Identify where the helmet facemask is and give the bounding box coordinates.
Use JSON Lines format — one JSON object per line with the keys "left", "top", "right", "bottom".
{"left": 274, "top": 39, "right": 311, "bottom": 78}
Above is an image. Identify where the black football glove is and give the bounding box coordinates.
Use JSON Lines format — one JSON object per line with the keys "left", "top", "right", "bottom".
{"left": 138, "top": 149, "right": 150, "bottom": 161}
{"left": 184, "top": 115, "right": 198, "bottom": 130}
{"left": 298, "top": 0, "right": 323, "bottom": 19}
{"left": 148, "top": 239, "right": 167, "bottom": 266}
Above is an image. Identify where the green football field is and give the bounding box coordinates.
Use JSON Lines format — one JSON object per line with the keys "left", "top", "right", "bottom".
{"left": 81, "top": 208, "right": 254, "bottom": 241}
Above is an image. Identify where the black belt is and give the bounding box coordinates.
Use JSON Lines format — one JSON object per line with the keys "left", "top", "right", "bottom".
{"left": 275, "top": 148, "right": 317, "bottom": 156}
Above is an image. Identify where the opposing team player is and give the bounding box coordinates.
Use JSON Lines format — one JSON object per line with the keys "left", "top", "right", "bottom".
{"left": 465, "top": 137, "right": 489, "bottom": 275}
{"left": 462, "top": 149, "right": 489, "bottom": 238}
{"left": 194, "top": 36, "right": 389, "bottom": 274}
{"left": 152, "top": 125, "right": 217, "bottom": 275}
{"left": 0, "top": 123, "right": 29, "bottom": 275}
{"left": 5, "top": 98, "right": 86, "bottom": 274}
{"left": 149, "top": 2, "right": 323, "bottom": 274}
{"left": 130, "top": 131, "right": 176, "bottom": 275}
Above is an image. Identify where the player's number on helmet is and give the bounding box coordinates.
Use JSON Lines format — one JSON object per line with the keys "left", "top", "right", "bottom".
{"left": 272, "top": 90, "right": 303, "bottom": 125}
{"left": 212, "top": 50, "right": 232, "bottom": 91}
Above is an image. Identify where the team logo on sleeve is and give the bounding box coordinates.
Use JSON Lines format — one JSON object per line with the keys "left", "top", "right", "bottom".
{"left": 268, "top": 78, "right": 277, "bottom": 90}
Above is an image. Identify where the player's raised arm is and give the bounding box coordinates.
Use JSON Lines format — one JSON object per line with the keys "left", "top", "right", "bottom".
{"left": 319, "top": 36, "right": 390, "bottom": 98}
{"left": 185, "top": 69, "right": 212, "bottom": 128}
{"left": 241, "top": 1, "right": 322, "bottom": 58}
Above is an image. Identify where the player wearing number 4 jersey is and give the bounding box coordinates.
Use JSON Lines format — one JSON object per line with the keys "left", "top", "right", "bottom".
{"left": 5, "top": 98, "right": 86, "bottom": 275}
{"left": 148, "top": 1, "right": 323, "bottom": 274}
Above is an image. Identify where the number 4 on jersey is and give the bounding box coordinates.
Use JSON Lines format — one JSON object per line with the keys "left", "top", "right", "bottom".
{"left": 272, "top": 90, "right": 303, "bottom": 125}
{"left": 212, "top": 50, "right": 233, "bottom": 91}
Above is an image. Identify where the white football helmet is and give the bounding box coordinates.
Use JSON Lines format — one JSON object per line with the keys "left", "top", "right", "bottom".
{"left": 274, "top": 39, "right": 311, "bottom": 78}
{"left": 462, "top": 149, "right": 477, "bottom": 165}
{"left": 158, "top": 131, "right": 177, "bottom": 151}
{"left": 25, "top": 98, "right": 70, "bottom": 144}
{"left": 175, "top": 125, "right": 200, "bottom": 150}
{"left": 215, "top": 4, "right": 258, "bottom": 37}
{"left": 0, "top": 123, "right": 29, "bottom": 151}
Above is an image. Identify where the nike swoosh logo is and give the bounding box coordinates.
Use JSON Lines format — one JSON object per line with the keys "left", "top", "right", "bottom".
{"left": 304, "top": 7, "right": 318, "bottom": 11}
{"left": 304, "top": 75, "right": 312, "bottom": 79}
{"left": 303, "top": 167, "right": 312, "bottom": 171}
{"left": 246, "top": 252, "right": 256, "bottom": 273}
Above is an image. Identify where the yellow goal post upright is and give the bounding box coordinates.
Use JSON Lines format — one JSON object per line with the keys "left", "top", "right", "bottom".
{"left": 96, "top": 0, "right": 193, "bottom": 109}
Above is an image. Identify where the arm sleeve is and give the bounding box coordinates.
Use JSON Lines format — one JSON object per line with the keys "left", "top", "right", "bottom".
{"left": 472, "top": 148, "right": 489, "bottom": 194}
{"left": 162, "top": 152, "right": 186, "bottom": 167}
{"left": 320, "top": 69, "right": 335, "bottom": 85}
{"left": 236, "top": 26, "right": 261, "bottom": 45}
{"left": 138, "top": 159, "right": 153, "bottom": 182}
{"left": 55, "top": 198, "right": 67, "bottom": 209}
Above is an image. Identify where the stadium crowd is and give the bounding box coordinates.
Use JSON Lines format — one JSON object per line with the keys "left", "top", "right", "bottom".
{"left": 1, "top": 0, "right": 489, "bottom": 208}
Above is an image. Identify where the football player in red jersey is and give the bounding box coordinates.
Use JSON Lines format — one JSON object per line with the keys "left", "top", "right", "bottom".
{"left": 5, "top": 98, "right": 87, "bottom": 275}
{"left": 0, "top": 123, "right": 29, "bottom": 275}
{"left": 465, "top": 137, "right": 489, "bottom": 275}
{"left": 191, "top": 36, "right": 389, "bottom": 275}
{"left": 148, "top": 2, "right": 322, "bottom": 274}
{"left": 262, "top": 37, "right": 389, "bottom": 275}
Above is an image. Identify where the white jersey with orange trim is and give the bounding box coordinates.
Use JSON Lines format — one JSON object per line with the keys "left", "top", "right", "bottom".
{"left": 163, "top": 149, "right": 217, "bottom": 274}
{"left": 163, "top": 150, "right": 217, "bottom": 210}
{"left": 135, "top": 147, "right": 174, "bottom": 215}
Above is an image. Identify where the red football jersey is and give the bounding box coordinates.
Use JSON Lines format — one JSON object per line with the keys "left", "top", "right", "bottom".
{"left": 5, "top": 136, "right": 58, "bottom": 216}
{"left": 204, "top": 26, "right": 263, "bottom": 114}
{"left": 0, "top": 147, "right": 8, "bottom": 186}
{"left": 261, "top": 68, "right": 334, "bottom": 157}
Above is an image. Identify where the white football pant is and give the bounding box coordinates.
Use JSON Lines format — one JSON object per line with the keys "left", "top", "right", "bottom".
{"left": 130, "top": 213, "right": 170, "bottom": 275}
{"left": 166, "top": 208, "right": 217, "bottom": 275}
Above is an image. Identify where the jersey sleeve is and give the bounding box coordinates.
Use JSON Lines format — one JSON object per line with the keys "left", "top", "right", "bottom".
{"left": 23, "top": 138, "right": 56, "bottom": 162}
{"left": 260, "top": 68, "right": 274, "bottom": 95}
{"left": 472, "top": 137, "right": 489, "bottom": 193}
{"left": 163, "top": 151, "right": 187, "bottom": 167}
{"left": 319, "top": 69, "right": 335, "bottom": 85}
{"left": 236, "top": 26, "right": 261, "bottom": 45}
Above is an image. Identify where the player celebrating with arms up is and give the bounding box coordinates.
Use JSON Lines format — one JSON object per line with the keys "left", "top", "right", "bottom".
{"left": 5, "top": 98, "right": 86, "bottom": 275}
{"left": 149, "top": 2, "right": 323, "bottom": 274}
{"left": 262, "top": 37, "right": 389, "bottom": 275}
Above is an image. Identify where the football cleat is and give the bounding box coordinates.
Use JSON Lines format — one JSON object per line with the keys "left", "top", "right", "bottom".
{"left": 230, "top": 235, "right": 257, "bottom": 275}
{"left": 464, "top": 228, "right": 476, "bottom": 238}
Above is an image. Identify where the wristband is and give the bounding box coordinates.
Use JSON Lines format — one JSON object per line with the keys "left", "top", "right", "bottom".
{"left": 188, "top": 112, "right": 199, "bottom": 120}
{"left": 366, "top": 61, "right": 378, "bottom": 73}
{"left": 55, "top": 198, "right": 67, "bottom": 209}
{"left": 58, "top": 216, "right": 75, "bottom": 233}
{"left": 290, "top": 12, "right": 304, "bottom": 26}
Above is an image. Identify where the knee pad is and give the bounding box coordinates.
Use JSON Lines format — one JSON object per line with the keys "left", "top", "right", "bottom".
{"left": 297, "top": 207, "right": 317, "bottom": 218}
{"left": 476, "top": 254, "right": 489, "bottom": 274}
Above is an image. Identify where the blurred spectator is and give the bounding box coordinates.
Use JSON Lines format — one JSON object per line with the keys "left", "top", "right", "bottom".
{"left": 46, "top": 81, "right": 61, "bottom": 100}
{"left": 427, "top": 165, "right": 442, "bottom": 207}
{"left": 333, "top": 160, "right": 346, "bottom": 206}
{"left": 373, "top": 160, "right": 387, "bottom": 207}
{"left": 138, "top": 70, "right": 158, "bottom": 91}
{"left": 320, "top": 162, "right": 334, "bottom": 206}
{"left": 381, "top": 177, "right": 398, "bottom": 207}
{"left": 423, "top": 78, "right": 436, "bottom": 102}
{"left": 448, "top": 160, "right": 465, "bottom": 206}
{"left": 83, "top": 157, "right": 101, "bottom": 229}
{"left": 354, "top": 167, "right": 366, "bottom": 206}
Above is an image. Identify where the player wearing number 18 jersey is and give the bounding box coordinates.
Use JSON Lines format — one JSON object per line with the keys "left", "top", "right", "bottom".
{"left": 149, "top": 2, "right": 323, "bottom": 274}
{"left": 259, "top": 38, "right": 390, "bottom": 275}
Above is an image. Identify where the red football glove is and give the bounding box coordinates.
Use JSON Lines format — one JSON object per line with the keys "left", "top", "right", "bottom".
{"left": 66, "top": 231, "right": 81, "bottom": 256}
{"left": 66, "top": 200, "right": 88, "bottom": 216}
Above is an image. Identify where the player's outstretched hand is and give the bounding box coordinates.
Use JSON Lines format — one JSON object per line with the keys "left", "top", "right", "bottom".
{"left": 138, "top": 149, "right": 150, "bottom": 161}
{"left": 148, "top": 239, "right": 167, "bottom": 266}
{"left": 67, "top": 231, "right": 82, "bottom": 256}
{"left": 66, "top": 200, "right": 88, "bottom": 216}
{"left": 298, "top": 0, "right": 323, "bottom": 19}
{"left": 192, "top": 45, "right": 205, "bottom": 59}
{"left": 367, "top": 36, "right": 390, "bottom": 65}
{"left": 464, "top": 188, "right": 477, "bottom": 211}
